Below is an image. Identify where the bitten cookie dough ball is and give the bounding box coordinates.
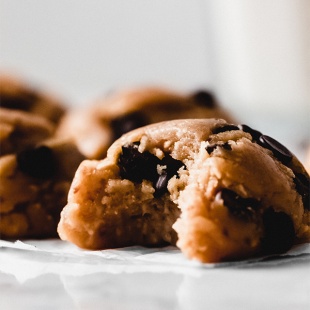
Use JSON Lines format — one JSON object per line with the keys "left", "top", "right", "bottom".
{"left": 58, "top": 119, "right": 309, "bottom": 263}
{"left": 0, "top": 73, "right": 66, "bottom": 124}
{"left": 57, "top": 87, "right": 233, "bottom": 159}
{"left": 0, "top": 138, "right": 85, "bottom": 239}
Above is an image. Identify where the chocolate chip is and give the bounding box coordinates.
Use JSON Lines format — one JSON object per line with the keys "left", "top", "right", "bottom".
{"left": 190, "top": 90, "right": 216, "bottom": 108}
{"left": 261, "top": 208, "right": 295, "bottom": 254}
{"left": 161, "top": 153, "right": 185, "bottom": 178}
{"left": 17, "top": 146, "right": 56, "bottom": 179}
{"left": 212, "top": 124, "right": 240, "bottom": 134}
{"left": 259, "top": 135, "right": 293, "bottom": 164}
{"left": 238, "top": 124, "right": 293, "bottom": 164}
{"left": 118, "top": 143, "right": 185, "bottom": 197}
{"left": 218, "top": 189, "right": 260, "bottom": 220}
{"left": 206, "top": 144, "right": 217, "bottom": 155}
{"left": 118, "top": 143, "right": 160, "bottom": 183}
{"left": 216, "top": 188, "right": 260, "bottom": 220}
{"left": 238, "top": 124, "right": 262, "bottom": 141}
{"left": 293, "top": 173, "right": 310, "bottom": 210}
{"left": 153, "top": 154, "right": 184, "bottom": 196}
{"left": 154, "top": 173, "right": 168, "bottom": 197}
{"left": 206, "top": 142, "right": 232, "bottom": 155}
{"left": 111, "top": 112, "right": 148, "bottom": 141}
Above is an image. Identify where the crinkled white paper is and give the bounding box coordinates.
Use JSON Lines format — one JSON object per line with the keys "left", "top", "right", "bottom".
{"left": 0, "top": 239, "right": 309, "bottom": 283}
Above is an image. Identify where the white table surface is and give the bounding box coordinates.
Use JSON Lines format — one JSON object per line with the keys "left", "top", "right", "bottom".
{"left": 0, "top": 240, "right": 309, "bottom": 310}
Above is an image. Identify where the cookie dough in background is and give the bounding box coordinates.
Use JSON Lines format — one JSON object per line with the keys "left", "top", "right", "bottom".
{"left": 0, "top": 107, "right": 55, "bottom": 155}
{"left": 0, "top": 76, "right": 85, "bottom": 239}
{"left": 0, "top": 73, "right": 66, "bottom": 124}
{"left": 58, "top": 119, "right": 309, "bottom": 263}
{"left": 56, "top": 87, "right": 234, "bottom": 159}
{"left": 0, "top": 138, "right": 84, "bottom": 239}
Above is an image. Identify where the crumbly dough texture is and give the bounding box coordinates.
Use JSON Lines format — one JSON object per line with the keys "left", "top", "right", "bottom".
{"left": 58, "top": 119, "right": 310, "bottom": 263}
{"left": 57, "top": 87, "right": 233, "bottom": 159}
{"left": 0, "top": 73, "right": 66, "bottom": 124}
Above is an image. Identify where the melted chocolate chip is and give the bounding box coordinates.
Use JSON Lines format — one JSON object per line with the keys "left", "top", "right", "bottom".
{"left": 111, "top": 112, "right": 148, "bottom": 141}
{"left": 118, "top": 143, "right": 184, "bottom": 197}
{"left": 212, "top": 124, "right": 240, "bottom": 134}
{"left": 293, "top": 173, "right": 310, "bottom": 210}
{"left": 238, "top": 124, "right": 262, "bottom": 141}
{"left": 190, "top": 90, "right": 216, "bottom": 108}
{"left": 259, "top": 135, "right": 293, "bottom": 164}
{"left": 118, "top": 143, "right": 160, "bottom": 183}
{"left": 218, "top": 189, "right": 260, "bottom": 220}
{"left": 261, "top": 208, "right": 295, "bottom": 254}
{"left": 17, "top": 146, "right": 56, "bottom": 179}
{"left": 206, "top": 142, "right": 232, "bottom": 155}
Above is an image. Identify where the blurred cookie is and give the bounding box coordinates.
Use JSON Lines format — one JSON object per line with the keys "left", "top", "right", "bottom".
{"left": 0, "top": 73, "right": 66, "bottom": 124}
{"left": 58, "top": 119, "right": 309, "bottom": 263}
{"left": 0, "top": 105, "right": 84, "bottom": 239}
{"left": 0, "top": 137, "right": 85, "bottom": 239}
{"left": 57, "top": 87, "right": 233, "bottom": 159}
{"left": 0, "top": 107, "right": 54, "bottom": 155}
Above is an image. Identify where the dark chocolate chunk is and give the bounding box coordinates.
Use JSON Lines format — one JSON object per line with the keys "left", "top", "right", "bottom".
{"left": 293, "top": 173, "right": 310, "bottom": 210}
{"left": 118, "top": 143, "right": 184, "bottom": 197}
{"left": 17, "top": 146, "right": 56, "bottom": 179}
{"left": 238, "top": 124, "right": 262, "bottom": 141}
{"left": 259, "top": 135, "right": 293, "bottom": 164}
{"left": 190, "top": 90, "right": 216, "bottom": 108}
{"left": 206, "top": 144, "right": 217, "bottom": 155}
{"left": 118, "top": 143, "right": 160, "bottom": 183}
{"left": 218, "top": 189, "right": 260, "bottom": 220}
{"left": 239, "top": 125, "right": 294, "bottom": 166}
{"left": 206, "top": 142, "right": 232, "bottom": 155}
{"left": 212, "top": 124, "right": 240, "bottom": 134}
{"left": 161, "top": 153, "right": 185, "bottom": 178}
{"left": 110, "top": 112, "right": 148, "bottom": 141}
{"left": 153, "top": 154, "right": 184, "bottom": 196}
{"left": 261, "top": 208, "right": 295, "bottom": 254}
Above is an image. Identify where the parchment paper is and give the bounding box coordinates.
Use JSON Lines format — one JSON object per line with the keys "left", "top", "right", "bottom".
{"left": 0, "top": 239, "right": 309, "bottom": 283}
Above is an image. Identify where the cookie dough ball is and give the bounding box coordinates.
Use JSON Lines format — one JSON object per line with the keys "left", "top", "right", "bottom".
{"left": 58, "top": 119, "right": 309, "bottom": 263}
{"left": 0, "top": 107, "right": 85, "bottom": 239}
{"left": 57, "top": 87, "right": 233, "bottom": 159}
{"left": 0, "top": 138, "right": 85, "bottom": 239}
{"left": 0, "top": 73, "right": 66, "bottom": 124}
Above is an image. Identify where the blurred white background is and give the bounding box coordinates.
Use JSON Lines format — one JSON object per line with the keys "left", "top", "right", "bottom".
{"left": 1, "top": 0, "right": 309, "bottom": 156}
